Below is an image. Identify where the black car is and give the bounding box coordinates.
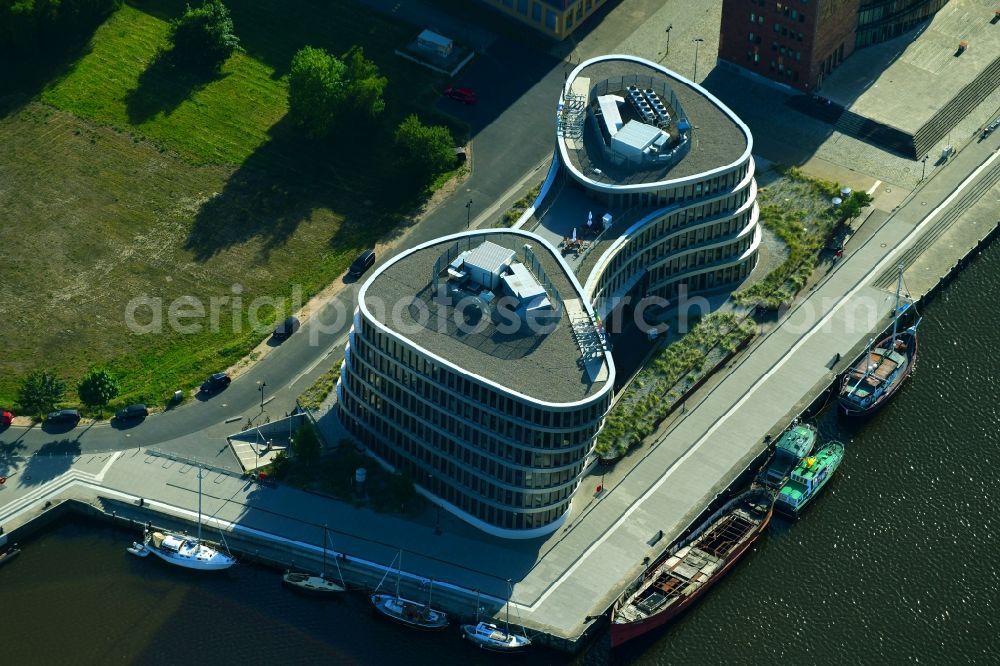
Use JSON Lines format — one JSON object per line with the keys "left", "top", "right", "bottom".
{"left": 46, "top": 409, "right": 81, "bottom": 425}
{"left": 115, "top": 404, "right": 149, "bottom": 421}
{"left": 200, "top": 372, "right": 232, "bottom": 394}
{"left": 347, "top": 249, "right": 376, "bottom": 277}
{"left": 273, "top": 315, "right": 300, "bottom": 341}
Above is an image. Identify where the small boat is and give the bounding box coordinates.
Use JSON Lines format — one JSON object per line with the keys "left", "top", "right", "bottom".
{"left": 0, "top": 544, "right": 21, "bottom": 567}
{"left": 371, "top": 550, "right": 448, "bottom": 630}
{"left": 757, "top": 421, "right": 817, "bottom": 489}
{"left": 461, "top": 622, "right": 532, "bottom": 652}
{"left": 283, "top": 524, "right": 346, "bottom": 595}
{"left": 610, "top": 487, "right": 774, "bottom": 648}
{"left": 775, "top": 441, "right": 845, "bottom": 517}
{"left": 283, "top": 572, "right": 345, "bottom": 594}
{"left": 127, "top": 541, "right": 149, "bottom": 557}
{"left": 461, "top": 586, "right": 531, "bottom": 652}
{"left": 129, "top": 467, "right": 236, "bottom": 571}
{"left": 840, "top": 266, "right": 920, "bottom": 416}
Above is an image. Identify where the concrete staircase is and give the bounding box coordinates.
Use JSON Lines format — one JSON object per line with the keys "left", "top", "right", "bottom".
{"left": 912, "top": 54, "right": 1000, "bottom": 158}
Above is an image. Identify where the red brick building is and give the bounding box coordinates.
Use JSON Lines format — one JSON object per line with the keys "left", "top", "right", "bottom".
{"left": 720, "top": 0, "right": 953, "bottom": 91}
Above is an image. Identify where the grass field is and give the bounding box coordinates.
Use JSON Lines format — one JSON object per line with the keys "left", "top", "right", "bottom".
{"left": 0, "top": 0, "right": 465, "bottom": 410}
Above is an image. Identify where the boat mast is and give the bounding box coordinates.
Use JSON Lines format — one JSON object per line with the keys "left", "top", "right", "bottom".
{"left": 322, "top": 524, "right": 327, "bottom": 578}
{"left": 888, "top": 263, "right": 904, "bottom": 356}
{"left": 428, "top": 577, "right": 434, "bottom": 608}
{"left": 505, "top": 579, "right": 512, "bottom": 635}
{"left": 395, "top": 549, "right": 402, "bottom": 600}
{"left": 196, "top": 466, "right": 202, "bottom": 544}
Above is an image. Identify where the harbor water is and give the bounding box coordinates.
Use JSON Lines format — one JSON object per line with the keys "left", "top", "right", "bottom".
{"left": 2, "top": 241, "right": 998, "bottom": 665}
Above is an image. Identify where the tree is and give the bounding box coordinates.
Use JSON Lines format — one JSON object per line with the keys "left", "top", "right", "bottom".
{"left": 838, "top": 190, "right": 873, "bottom": 223}
{"left": 18, "top": 370, "right": 67, "bottom": 418}
{"left": 288, "top": 46, "right": 346, "bottom": 138}
{"left": 77, "top": 369, "right": 120, "bottom": 416}
{"left": 292, "top": 422, "right": 322, "bottom": 465}
{"left": 342, "top": 46, "right": 387, "bottom": 118}
{"left": 394, "top": 115, "right": 454, "bottom": 185}
{"left": 169, "top": 0, "right": 240, "bottom": 70}
{"left": 287, "top": 45, "right": 387, "bottom": 137}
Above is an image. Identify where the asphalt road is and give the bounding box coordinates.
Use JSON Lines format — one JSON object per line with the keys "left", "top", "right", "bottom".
{"left": 0, "top": 32, "right": 567, "bottom": 463}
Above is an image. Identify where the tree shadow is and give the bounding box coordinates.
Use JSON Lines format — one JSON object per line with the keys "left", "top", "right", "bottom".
{"left": 125, "top": 49, "right": 229, "bottom": 124}
{"left": 18, "top": 439, "right": 82, "bottom": 487}
{"left": 0, "top": 438, "right": 27, "bottom": 478}
{"left": 185, "top": 115, "right": 408, "bottom": 263}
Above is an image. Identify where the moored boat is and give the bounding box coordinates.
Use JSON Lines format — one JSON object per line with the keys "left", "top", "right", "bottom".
{"left": 126, "top": 467, "right": 236, "bottom": 571}
{"left": 775, "top": 441, "right": 845, "bottom": 517}
{"left": 840, "top": 266, "right": 920, "bottom": 416}
{"left": 610, "top": 487, "right": 774, "bottom": 648}
{"left": 371, "top": 592, "right": 449, "bottom": 630}
{"left": 460, "top": 585, "right": 531, "bottom": 652}
{"left": 461, "top": 622, "right": 532, "bottom": 652}
{"left": 757, "top": 421, "right": 817, "bottom": 489}
{"left": 283, "top": 524, "right": 346, "bottom": 595}
{"left": 370, "top": 550, "right": 448, "bottom": 630}
{"left": 283, "top": 572, "right": 345, "bottom": 594}
{"left": 0, "top": 544, "right": 21, "bottom": 567}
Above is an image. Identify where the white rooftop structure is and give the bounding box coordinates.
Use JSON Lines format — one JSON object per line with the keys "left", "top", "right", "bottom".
{"left": 597, "top": 94, "right": 625, "bottom": 137}
{"left": 417, "top": 29, "right": 453, "bottom": 57}
{"left": 463, "top": 241, "right": 516, "bottom": 289}
{"left": 611, "top": 120, "right": 668, "bottom": 160}
{"left": 502, "top": 262, "right": 552, "bottom": 317}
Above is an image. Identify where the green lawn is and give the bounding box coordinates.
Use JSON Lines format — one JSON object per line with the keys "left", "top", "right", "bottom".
{"left": 0, "top": 0, "right": 466, "bottom": 410}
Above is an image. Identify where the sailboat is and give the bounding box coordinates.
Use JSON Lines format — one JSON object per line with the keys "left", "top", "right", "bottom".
{"left": 126, "top": 467, "right": 236, "bottom": 571}
{"left": 839, "top": 265, "right": 920, "bottom": 416}
{"left": 283, "top": 524, "right": 346, "bottom": 595}
{"left": 370, "top": 550, "right": 449, "bottom": 630}
{"left": 460, "top": 584, "right": 532, "bottom": 652}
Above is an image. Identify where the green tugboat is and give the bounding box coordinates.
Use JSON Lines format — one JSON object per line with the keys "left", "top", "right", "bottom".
{"left": 775, "top": 441, "right": 845, "bottom": 517}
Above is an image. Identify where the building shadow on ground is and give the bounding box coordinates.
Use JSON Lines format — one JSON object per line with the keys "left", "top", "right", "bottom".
{"left": 18, "top": 439, "right": 82, "bottom": 487}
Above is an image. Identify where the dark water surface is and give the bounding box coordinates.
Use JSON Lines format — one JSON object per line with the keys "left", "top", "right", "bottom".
{"left": 3, "top": 243, "right": 999, "bottom": 665}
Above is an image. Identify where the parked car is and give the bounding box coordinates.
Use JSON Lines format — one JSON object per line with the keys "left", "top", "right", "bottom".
{"left": 443, "top": 85, "right": 476, "bottom": 104}
{"left": 200, "top": 372, "right": 231, "bottom": 394}
{"left": 1, "top": 410, "right": 12, "bottom": 427}
{"left": 115, "top": 404, "right": 149, "bottom": 421}
{"left": 273, "top": 315, "right": 301, "bottom": 341}
{"left": 46, "top": 409, "right": 81, "bottom": 426}
{"left": 347, "top": 249, "right": 376, "bottom": 278}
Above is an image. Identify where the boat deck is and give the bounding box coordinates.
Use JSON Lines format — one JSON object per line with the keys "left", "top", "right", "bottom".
{"left": 845, "top": 348, "right": 906, "bottom": 394}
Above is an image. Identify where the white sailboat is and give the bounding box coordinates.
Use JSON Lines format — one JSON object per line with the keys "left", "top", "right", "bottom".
{"left": 371, "top": 550, "right": 449, "bottom": 630}
{"left": 461, "top": 583, "right": 532, "bottom": 652}
{"left": 283, "top": 524, "right": 346, "bottom": 595}
{"left": 127, "top": 466, "right": 236, "bottom": 571}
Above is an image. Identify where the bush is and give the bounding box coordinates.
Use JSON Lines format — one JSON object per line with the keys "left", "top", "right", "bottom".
{"left": 169, "top": 0, "right": 240, "bottom": 70}
{"left": 394, "top": 114, "right": 454, "bottom": 186}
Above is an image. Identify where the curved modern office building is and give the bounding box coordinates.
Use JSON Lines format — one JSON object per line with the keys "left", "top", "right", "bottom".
{"left": 553, "top": 55, "right": 759, "bottom": 312}
{"left": 337, "top": 230, "right": 615, "bottom": 538}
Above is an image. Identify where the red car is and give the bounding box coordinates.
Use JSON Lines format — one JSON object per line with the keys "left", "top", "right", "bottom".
{"left": 0, "top": 410, "right": 11, "bottom": 427}
{"left": 443, "top": 85, "right": 476, "bottom": 104}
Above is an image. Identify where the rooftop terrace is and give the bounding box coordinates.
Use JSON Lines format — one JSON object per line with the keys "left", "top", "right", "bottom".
{"left": 362, "top": 231, "right": 611, "bottom": 404}
{"left": 561, "top": 57, "right": 749, "bottom": 188}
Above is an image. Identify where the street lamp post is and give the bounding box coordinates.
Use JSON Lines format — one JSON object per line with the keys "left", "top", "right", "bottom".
{"left": 692, "top": 38, "right": 704, "bottom": 83}
{"left": 465, "top": 199, "right": 473, "bottom": 228}
{"left": 258, "top": 380, "right": 266, "bottom": 414}
{"left": 921, "top": 155, "right": 928, "bottom": 180}
{"left": 665, "top": 24, "right": 673, "bottom": 54}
